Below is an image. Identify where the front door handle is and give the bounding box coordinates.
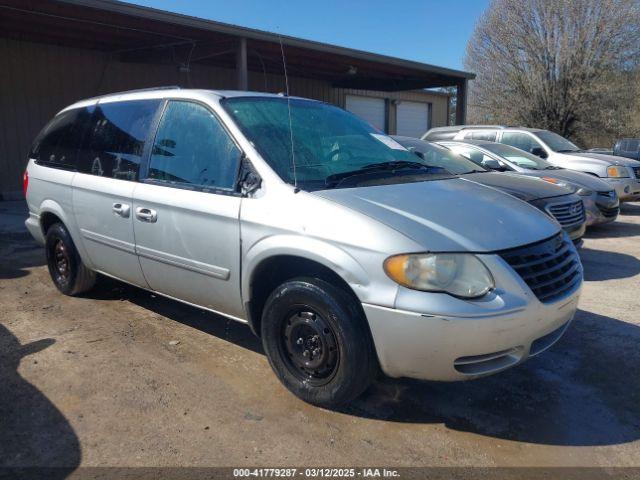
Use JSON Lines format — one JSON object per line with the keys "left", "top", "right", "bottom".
{"left": 112, "top": 203, "right": 130, "bottom": 218}
{"left": 135, "top": 207, "right": 157, "bottom": 223}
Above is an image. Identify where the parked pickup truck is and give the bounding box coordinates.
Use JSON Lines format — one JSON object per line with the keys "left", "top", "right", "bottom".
{"left": 613, "top": 138, "right": 640, "bottom": 161}
{"left": 24, "top": 88, "right": 582, "bottom": 407}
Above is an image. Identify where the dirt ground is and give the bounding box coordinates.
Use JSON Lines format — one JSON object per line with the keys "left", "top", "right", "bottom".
{"left": 1, "top": 200, "right": 639, "bottom": 472}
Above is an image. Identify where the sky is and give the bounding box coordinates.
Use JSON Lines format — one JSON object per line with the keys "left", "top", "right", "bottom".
{"left": 127, "top": 0, "right": 489, "bottom": 71}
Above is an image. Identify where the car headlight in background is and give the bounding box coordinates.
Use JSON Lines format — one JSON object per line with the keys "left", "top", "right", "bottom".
{"left": 540, "top": 176, "right": 576, "bottom": 193}
{"left": 575, "top": 187, "right": 594, "bottom": 196}
{"left": 607, "top": 165, "right": 629, "bottom": 178}
{"left": 541, "top": 177, "right": 592, "bottom": 196}
{"left": 384, "top": 253, "right": 494, "bottom": 298}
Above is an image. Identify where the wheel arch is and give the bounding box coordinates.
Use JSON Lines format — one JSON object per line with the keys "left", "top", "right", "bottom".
{"left": 242, "top": 236, "right": 370, "bottom": 336}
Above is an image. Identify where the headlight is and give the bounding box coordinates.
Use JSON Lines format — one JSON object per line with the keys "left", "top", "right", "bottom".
{"left": 384, "top": 253, "right": 494, "bottom": 298}
{"left": 607, "top": 165, "right": 629, "bottom": 178}
{"left": 576, "top": 187, "right": 593, "bottom": 196}
{"left": 540, "top": 176, "right": 579, "bottom": 194}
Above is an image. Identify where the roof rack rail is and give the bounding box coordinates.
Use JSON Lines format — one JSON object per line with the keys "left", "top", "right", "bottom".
{"left": 84, "top": 85, "right": 182, "bottom": 102}
{"left": 108, "top": 85, "right": 182, "bottom": 95}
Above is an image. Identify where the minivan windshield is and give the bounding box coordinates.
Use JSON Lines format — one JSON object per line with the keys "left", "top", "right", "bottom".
{"left": 222, "top": 97, "right": 452, "bottom": 190}
{"left": 534, "top": 131, "right": 580, "bottom": 153}
{"left": 392, "top": 137, "right": 488, "bottom": 175}
{"left": 480, "top": 142, "right": 560, "bottom": 170}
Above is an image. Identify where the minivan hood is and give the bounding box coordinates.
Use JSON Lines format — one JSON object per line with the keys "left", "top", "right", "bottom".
{"left": 313, "top": 178, "right": 559, "bottom": 252}
{"left": 463, "top": 171, "right": 572, "bottom": 201}
{"left": 521, "top": 168, "right": 613, "bottom": 191}
{"left": 563, "top": 151, "right": 640, "bottom": 167}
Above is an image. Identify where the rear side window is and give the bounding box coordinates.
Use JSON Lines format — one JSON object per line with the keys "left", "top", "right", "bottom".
{"left": 500, "top": 132, "right": 542, "bottom": 153}
{"left": 147, "top": 101, "right": 241, "bottom": 191}
{"left": 465, "top": 130, "right": 497, "bottom": 141}
{"left": 77, "top": 99, "right": 161, "bottom": 181}
{"left": 29, "top": 107, "right": 92, "bottom": 170}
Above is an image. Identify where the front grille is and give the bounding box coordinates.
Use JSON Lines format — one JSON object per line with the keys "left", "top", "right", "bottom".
{"left": 596, "top": 204, "right": 620, "bottom": 218}
{"left": 500, "top": 233, "right": 582, "bottom": 303}
{"left": 633, "top": 167, "right": 640, "bottom": 179}
{"left": 546, "top": 200, "right": 585, "bottom": 227}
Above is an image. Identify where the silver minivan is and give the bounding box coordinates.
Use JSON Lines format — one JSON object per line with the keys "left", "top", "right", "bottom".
{"left": 24, "top": 89, "right": 583, "bottom": 407}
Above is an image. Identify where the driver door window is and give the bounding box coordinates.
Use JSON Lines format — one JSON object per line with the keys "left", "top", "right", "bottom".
{"left": 148, "top": 101, "right": 241, "bottom": 191}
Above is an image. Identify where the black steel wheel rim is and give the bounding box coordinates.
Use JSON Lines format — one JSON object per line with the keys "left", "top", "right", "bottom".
{"left": 52, "top": 239, "right": 70, "bottom": 284}
{"left": 279, "top": 308, "right": 339, "bottom": 386}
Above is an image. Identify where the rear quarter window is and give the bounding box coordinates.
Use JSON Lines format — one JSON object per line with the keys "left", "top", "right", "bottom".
{"left": 77, "top": 99, "right": 161, "bottom": 181}
{"left": 29, "top": 107, "right": 93, "bottom": 170}
{"left": 466, "top": 130, "right": 497, "bottom": 141}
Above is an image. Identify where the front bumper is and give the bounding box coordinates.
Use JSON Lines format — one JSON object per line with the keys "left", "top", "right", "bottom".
{"left": 583, "top": 195, "right": 619, "bottom": 226}
{"left": 564, "top": 221, "right": 586, "bottom": 241}
{"left": 364, "top": 251, "right": 582, "bottom": 381}
{"left": 604, "top": 177, "right": 640, "bottom": 202}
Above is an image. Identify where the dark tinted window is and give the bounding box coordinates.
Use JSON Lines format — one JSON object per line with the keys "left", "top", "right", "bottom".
{"left": 29, "top": 107, "right": 93, "bottom": 170}
{"left": 624, "top": 139, "right": 639, "bottom": 151}
{"left": 77, "top": 100, "right": 160, "bottom": 181}
{"left": 148, "top": 101, "right": 241, "bottom": 191}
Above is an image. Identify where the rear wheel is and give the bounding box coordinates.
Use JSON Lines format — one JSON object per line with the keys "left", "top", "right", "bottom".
{"left": 261, "top": 277, "right": 376, "bottom": 408}
{"left": 45, "top": 223, "right": 96, "bottom": 295}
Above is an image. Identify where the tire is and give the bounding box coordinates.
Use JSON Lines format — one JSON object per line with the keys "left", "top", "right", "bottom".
{"left": 261, "top": 277, "right": 376, "bottom": 408}
{"left": 45, "top": 222, "right": 96, "bottom": 296}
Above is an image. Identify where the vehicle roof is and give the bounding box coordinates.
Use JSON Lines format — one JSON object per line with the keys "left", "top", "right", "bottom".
{"left": 438, "top": 139, "right": 497, "bottom": 147}
{"left": 428, "top": 125, "right": 544, "bottom": 133}
{"left": 61, "top": 88, "right": 314, "bottom": 113}
{"left": 426, "top": 125, "right": 507, "bottom": 133}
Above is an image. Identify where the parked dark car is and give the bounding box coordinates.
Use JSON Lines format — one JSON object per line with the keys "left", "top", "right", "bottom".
{"left": 393, "top": 136, "right": 587, "bottom": 244}
{"left": 437, "top": 139, "right": 620, "bottom": 226}
{"left": 613, "top": 138, "right": 640, "bottom": 161}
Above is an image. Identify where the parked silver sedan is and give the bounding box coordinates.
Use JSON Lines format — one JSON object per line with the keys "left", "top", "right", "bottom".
{"left": 439, "top": 140, "right": 620, "bottom": 226}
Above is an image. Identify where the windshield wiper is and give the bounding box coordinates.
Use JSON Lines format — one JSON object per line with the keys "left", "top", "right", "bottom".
{"left": 556, "top": 149, "right": 580, "bottom": 153}
{"left": 360, "top": 160, "right": 432, "bottom": 171}
{"left": 324, "top": 162, "right": 445, "bottom": 189}
{"left": 544, "top": 165, "right": 562, "bottom": 170}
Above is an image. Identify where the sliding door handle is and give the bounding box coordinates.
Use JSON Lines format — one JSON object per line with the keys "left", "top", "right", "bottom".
{"left": 112, "top": 203, "right": 130, "bottom": 218}
{"left": 135, "top": 207, "right": 157, "bottom": 223}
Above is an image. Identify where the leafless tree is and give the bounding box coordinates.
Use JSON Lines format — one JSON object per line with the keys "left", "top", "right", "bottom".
{"left": 465, "top": 0, "right": 640, "bottom": 147}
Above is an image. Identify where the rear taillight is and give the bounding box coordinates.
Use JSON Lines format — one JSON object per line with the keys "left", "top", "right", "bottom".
{"left": 23, "top": 170, "right": 29, "bottom": 196}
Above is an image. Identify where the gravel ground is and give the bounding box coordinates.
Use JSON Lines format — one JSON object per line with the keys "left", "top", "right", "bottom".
{"left": 1, "top": 200, "right": 639, "bottom": 472}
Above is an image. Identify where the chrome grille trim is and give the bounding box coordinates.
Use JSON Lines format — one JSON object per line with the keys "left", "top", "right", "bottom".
{"left": 546, "top": 200, "right": 585, "bottom": 227}
{"left": 499, "top": 233, "right": 582, "bottom": 304}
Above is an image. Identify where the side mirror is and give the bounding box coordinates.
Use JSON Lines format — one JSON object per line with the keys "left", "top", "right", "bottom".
{"left": 531, "top": 147, "right": 548, "bottom": 158}
{"left": 408, "top": 147, "right": 425, "bottom": 160}
{"left": 481, "top": 158, "right": 502, "bottom": 170}
{"left": 240, "top": 170, "right": 261, "bottom": 197}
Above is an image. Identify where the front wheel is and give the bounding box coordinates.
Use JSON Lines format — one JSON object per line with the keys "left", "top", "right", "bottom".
{"left": 261, "top": 277, "right": 376, "bottom": 408}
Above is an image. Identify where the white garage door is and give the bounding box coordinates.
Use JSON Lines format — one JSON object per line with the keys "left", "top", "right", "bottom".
{"left": 345, "top": 95, "right": 386, "bottom": 132}
{"left": 396, "top": 101, "right": 430, "bottom": 138}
